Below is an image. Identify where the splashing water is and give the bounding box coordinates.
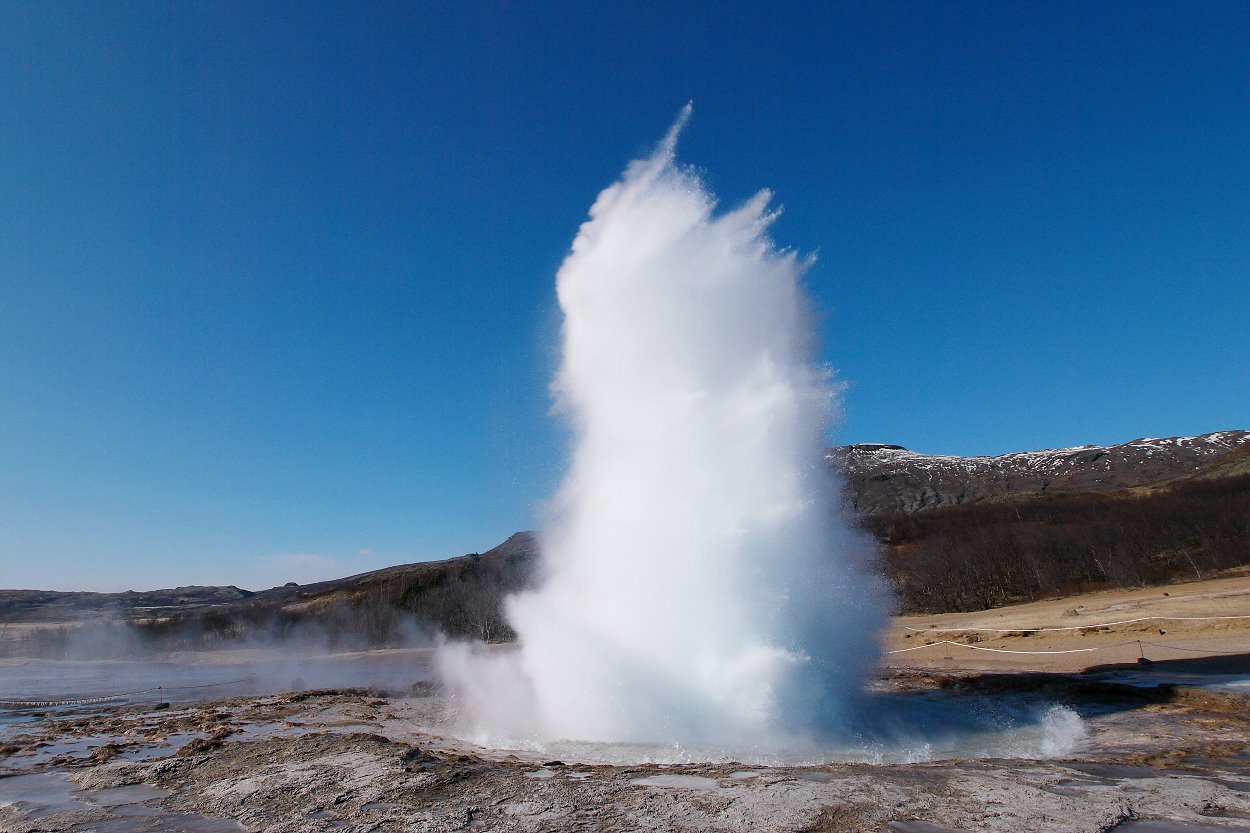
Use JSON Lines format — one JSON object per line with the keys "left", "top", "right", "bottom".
{"left": 436, "top": 107, "right": 887, "bottom": 753}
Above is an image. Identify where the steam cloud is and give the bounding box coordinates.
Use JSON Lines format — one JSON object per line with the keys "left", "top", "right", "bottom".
{"left": 437, "top": 108, "right": 886, "bottom": 752}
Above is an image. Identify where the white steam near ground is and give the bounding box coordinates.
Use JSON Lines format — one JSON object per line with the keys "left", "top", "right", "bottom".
{"left": 436, "top": 107, "right": 893, "bottom": 754}
{"left": 0, "top": 612, "right": 435, "bottom": 708}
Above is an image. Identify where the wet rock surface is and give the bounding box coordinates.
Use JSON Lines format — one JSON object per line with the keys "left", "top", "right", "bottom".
{"left": 1, "top": 678, "right": 1249, "bottom": 833}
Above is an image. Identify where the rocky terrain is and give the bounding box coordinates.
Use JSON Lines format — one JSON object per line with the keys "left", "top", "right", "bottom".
{"left": 3, "top": 659, "right": 1250, "bottom": 833}
{"left": 832, "top": 430, "right": 1249, "bottom": 515}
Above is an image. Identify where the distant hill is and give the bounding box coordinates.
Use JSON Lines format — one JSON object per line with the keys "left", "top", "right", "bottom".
{"left": 831, "top": 430, "right": 1248, "bottom": 515}
{"left": 0, "top": 533, "right": 538, "bottom": 653}
{"left": 2, "top": 430, "right": 1246, "bottom": 649}
{"left": 855, "top": 431, "right": 1250, "bottom": 613}
{"left": 1181, "top": 439, "right": 1250, "bottom": 482}
{"left": 0, "top": 585, "right": 255, "bottom": 625}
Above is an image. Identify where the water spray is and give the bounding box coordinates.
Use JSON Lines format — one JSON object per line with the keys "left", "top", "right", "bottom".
{"left": 437, "top": 108, "right": 886, "bottom": 752}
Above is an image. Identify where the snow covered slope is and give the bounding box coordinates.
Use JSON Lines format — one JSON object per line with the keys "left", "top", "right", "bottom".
{"left": 831, "top": 430, "right": 1249, "bottom": 515}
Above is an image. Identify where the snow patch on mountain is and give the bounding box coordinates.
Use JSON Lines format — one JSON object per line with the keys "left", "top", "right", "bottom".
{"left": 829, "top": 431, "right": 1249, "bottom": 515}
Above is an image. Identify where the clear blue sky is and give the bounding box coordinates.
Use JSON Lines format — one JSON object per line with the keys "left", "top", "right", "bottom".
{"left": 3, "top": 2, "right": 1247, "bottom": 591}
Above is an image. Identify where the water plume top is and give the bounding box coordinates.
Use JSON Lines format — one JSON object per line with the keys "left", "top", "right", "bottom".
{"left": 437, "top": 109, "right": 885, "bottom": 754}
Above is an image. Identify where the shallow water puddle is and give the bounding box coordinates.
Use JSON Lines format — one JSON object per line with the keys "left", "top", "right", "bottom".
{"left": 1090, "top": 671, "right": 1250, "bottom": 694}
{"left": 1205, "top": 808, "right": 1250, "bottom": 821}
{"left": 1115, "top": 821, "right": 1250, "bottom": 832}
{"left": 362, "top": 801, "right": 413, "bottom": 812}
{"left": 793, "top": 770, "right": 835, "bottom": 782}
{"left": 1065, "top": 762, "right": 1191, "bottom": 781}
{"left": 7, "top": 729, "right": 209, "bottom": 768}
{"left": 1215, "top": 778, "right": 1250, "bottom": 794}
{"left": 0, "top": 770, "right": 84, "bottom": 817}
{"left": 308, "top": 808, "right": 346, "bottom": 824}
{"left": 69, "top": 811, "right": 249, "bottom": 832}
{"left": 8, "top": 735, "right": 99, "bottom": 765}
{"left": 0, "top": 712, "right": 37, "bottom": 731}
{"left": 0, "top": 769, "right": 244, "bottom": 832}
{"left": 86, "top": 784, "right": 171, "bottom": 806}
{"left": 630, "top": 773, "right": 719, "bottom": 789}
{"left": 230, "top": 718, "right": 376, "bottom": 744}
{"left": 521, "top": 696, "right": 1092, "bottom": 765}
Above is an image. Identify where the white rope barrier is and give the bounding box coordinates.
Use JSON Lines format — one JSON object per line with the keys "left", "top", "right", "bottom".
{"left": 885, "top": 640, "right": 1133, "bottom": 655}
{"left": 0, "top": 688, "right": 161, "bottom": 708}
{"left": 885, "top": 638, "right": 1237, "bottom": 657}
{"left": 902, "top": 614, "right": 1250, "bottom": 635}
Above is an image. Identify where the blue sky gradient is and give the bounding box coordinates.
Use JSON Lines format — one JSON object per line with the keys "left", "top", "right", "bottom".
{"left": 2, "top": 2, "right": 1247, "bottom": 590}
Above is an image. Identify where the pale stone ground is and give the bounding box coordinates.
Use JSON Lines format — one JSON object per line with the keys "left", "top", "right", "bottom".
{"left": 1, "top": 572, "right": 1249, "bottom": 833}
{"left": 3, "top": 682, "right": 1250, "bottom": 833}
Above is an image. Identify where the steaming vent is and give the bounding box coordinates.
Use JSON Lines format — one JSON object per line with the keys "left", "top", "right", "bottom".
{"left": 436, "top": 107, "right": 887, "bottom": 754}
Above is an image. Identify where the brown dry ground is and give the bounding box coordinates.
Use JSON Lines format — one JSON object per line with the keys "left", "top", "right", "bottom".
{"left": 884, "top": 569, "right": 1250, "bottom": 674}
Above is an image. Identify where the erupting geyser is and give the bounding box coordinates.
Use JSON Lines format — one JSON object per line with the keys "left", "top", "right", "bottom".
{"left": 437, "top": 107, "right": 886, "bottom": 753}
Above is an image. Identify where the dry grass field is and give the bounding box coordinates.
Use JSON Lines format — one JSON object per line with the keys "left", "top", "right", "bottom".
{"left": 884, "top": 568, "right": 1250, "bottom": 673}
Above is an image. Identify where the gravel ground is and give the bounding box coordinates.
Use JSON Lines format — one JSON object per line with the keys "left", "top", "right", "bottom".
{"left": 2, "top": 670, "right": 1250, "bottom": 833}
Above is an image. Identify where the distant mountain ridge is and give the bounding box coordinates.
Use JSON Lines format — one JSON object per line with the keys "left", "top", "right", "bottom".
{"left": 830, "top": 430, "right": 1248, "bottom": 516}
{"left": 0, "top": 532, "right": 536, "bottom": 631}
{"left": 2, "top": 430, "right": 1246, "bottom": 640}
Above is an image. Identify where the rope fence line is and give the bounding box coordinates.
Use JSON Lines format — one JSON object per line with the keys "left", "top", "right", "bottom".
{"left": 886, "top": 640, "right": 1131, "bottom": 656}
{"left": 902, "top": 614, "right": 1250, "bottom": 635}
{"left": 0, "top": 688, "right": 160, "bottom": 708}
{"left": 885, "top": 638, "right": 1236, "bottom": 657}
{"left": 0, "top": 675, "right": 256, "bottom": 710}
{"left": 160, "top": 676, "right": 257, "bottom": 691}
{"left": 1136, "top": 640, "right": 1237, "bottom": 655}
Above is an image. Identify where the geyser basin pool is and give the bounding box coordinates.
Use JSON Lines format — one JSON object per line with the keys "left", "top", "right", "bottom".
{"left": 0, "top": 666, "right": 1084, "bottom": 770}
{"left": 429, "top": 658, "right": 1099, "bottom": 765}
{"left": 517, "top": 697, "right": 1090, "bottom": 767}
{"left": 437, "top": 107, "right": 885, "bottom": 751}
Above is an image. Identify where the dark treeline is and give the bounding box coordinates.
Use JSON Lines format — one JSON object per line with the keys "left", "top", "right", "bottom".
{"left": 396, "top": 545, "right": 532, "bottom": 642}
{"left": 132, "top": 586, "right": 418, "bottom": 652}
{"left": 131, "top": 545, "right": 535, "bottom": 651}
{"left": 2, "top": 593, "right": 425, "bottom": 659}
{"left": 1, "top": 540, "right": 536, "bottom": 658}
{"left": 869, "top": 475, "right": 1250, "bottom": 613}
